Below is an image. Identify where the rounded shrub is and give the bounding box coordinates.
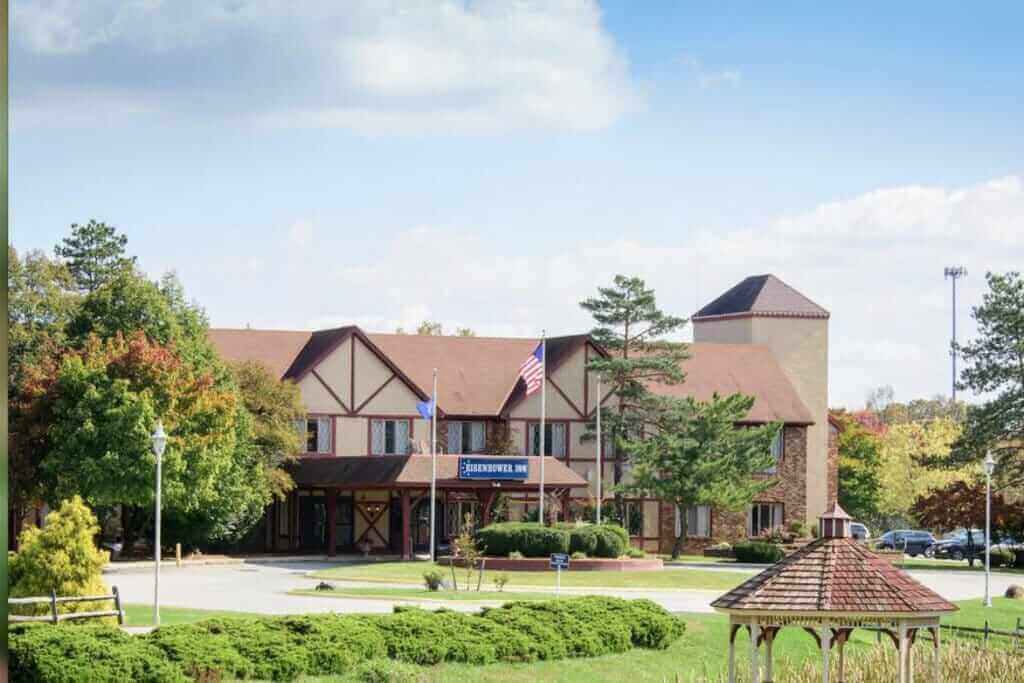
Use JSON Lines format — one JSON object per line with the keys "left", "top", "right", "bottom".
{"left": 592, "top": 525, "right": 628, "bottom": 558}
{"left": 733, "top": 541, "right": 785, "bottom": 563}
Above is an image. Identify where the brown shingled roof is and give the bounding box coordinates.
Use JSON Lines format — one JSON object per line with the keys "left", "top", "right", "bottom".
{"left": 647, "top": 343, "right": 814, "bottom": 424}
{"left": 289, "top": 454, "right": 587, "bottom": 489}
{"left": 712, "top": 538, "right": 957, "bottom": 615}
{"left": 694, "top": 274, "right": 829, "bottom": 320}
{"left": 207, "top": 328, "right": 813, "bottom": 423}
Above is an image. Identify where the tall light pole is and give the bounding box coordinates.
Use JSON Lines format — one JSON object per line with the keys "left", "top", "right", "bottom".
{"left": 983, "top": 450, "right": 995, "bottom": 608}
{"left": 151, "top": 420, "right": 167, "bottom": 626}
{"left": 944, "top": 266, "right": 967, "bottom": 400}
{"left": 595, "top": 374, "right": 602, "bottom": 525}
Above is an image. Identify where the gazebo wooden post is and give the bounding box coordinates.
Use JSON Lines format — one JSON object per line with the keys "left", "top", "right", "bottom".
{"left": 930, "top": 625, "right": 940, "bottom": 683}
{"left": 897, "top": 623, "right": 909, "bottom": 683}
{"left": 763, "top": 626, "right": 775, "bottom": 683}
{"left": 748, "top": 623, "right": 761, "bottom": 683}
{"left": 837, "top": 631, "right": 845, "bottom": 683}
{"left": 820, "top": 625, "right": 832, "bottom": 683}
{"left": 727, "top": 622, "right": 739, "bottom": 683}
{"left": 907, "top": 628, "right": 916, "bottom": 683}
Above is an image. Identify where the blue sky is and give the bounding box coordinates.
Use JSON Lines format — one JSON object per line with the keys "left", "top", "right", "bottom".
{"left": 10, "top": 1, "right": 1024, "bottom": 408}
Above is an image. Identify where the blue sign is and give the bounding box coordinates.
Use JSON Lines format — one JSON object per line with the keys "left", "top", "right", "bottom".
{"left": 550, "top": 553, "right": 570, "bottom": 570}
{"left": 458, "top": 457, "right": 529, "bottom": 481}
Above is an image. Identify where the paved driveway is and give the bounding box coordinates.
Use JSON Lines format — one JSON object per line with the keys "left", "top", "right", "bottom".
{"left": 106, "top": 560, "right": 1020, "bottom": 618}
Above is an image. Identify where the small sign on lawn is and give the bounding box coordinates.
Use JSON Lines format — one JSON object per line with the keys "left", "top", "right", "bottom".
{"left": 549, "top": 553, "right": 570, "bottom": 570}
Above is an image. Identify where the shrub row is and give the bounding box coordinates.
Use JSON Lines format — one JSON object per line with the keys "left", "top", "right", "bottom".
{"left": 476, "top": 522, "right": 629, "bottom": 558}
{"left": 733, "top": 540, "right": 785, "bottom": 564}
{"left": 10, "top": 597, "right": 685, "bottom": 682}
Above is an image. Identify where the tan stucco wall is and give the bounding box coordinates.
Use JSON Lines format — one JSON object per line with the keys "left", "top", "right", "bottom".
{"left": 354, "top": 490, "right": 391, "bottom": 548}
{"left": 552, "top": 347, "right": 586, "bottom": 414}
{"left": 336, "top": 417, "right": 368, "bottom": 456}
{"left": 298, "top": 374, "right": 343, "bottom": 414}
{"left": 509, "top": 384, "right": 579, "bottom": 420}
{"left": 353, "top": 337, "right": 395, "bottom": 407}
{"left": 316, "top": 338, "right": 353, "bottom": 408}
{"left": 360, "top": 376, "right": 421, "bottom": 415}
{"left": 693, "top": 315, "right": 830, "bottom": 525}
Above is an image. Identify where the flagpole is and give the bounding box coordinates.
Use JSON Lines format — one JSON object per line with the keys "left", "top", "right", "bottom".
{"left": 429, "top": 368, "right": 437, "bottom": 563}
{"left": 596, "top": 373, "right": 602, "bottom": 526}
{"left": 539, "top": 332, "right": 546, "bottom": 525}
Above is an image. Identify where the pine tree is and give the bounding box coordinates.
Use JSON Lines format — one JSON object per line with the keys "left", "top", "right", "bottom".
{"left": 580, "top": 275, "right": 688, "bottom": 519}
{"left": 55, "top": 220, "right": 136, "bottom": 292}
{"left": 948, "top": 272, "right": 1024, "bottom": 487}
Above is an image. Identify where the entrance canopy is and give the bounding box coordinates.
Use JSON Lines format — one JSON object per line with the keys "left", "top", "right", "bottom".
{"left": 288, "top": 454, "right": 588, "bottom": 491}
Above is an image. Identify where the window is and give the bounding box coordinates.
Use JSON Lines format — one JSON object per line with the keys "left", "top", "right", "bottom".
{"left": 445, "top": 501, "right": 479, "bottom": 538}
{"left": 748, "top": 503, "right": 784, "bottom": 537}
{"left": 675, "top": 505, "right": 711, "bottom": 538}
{"left": 528, "top": 422, "right": 567, "bottom": 457}
{"left": 625, "top": 501, "right": 644, "bottom": 537}
{"left": 764, "top": 430, "right": 784, "bottom": 474}
{"left": 295, "top": 416, "right": 332, "bottom": 454}
{"left": 371, "top": 419, "right": 411, "bottom": 455}
{"left": 447, "top": 421, "right": 486, "bottom": 454}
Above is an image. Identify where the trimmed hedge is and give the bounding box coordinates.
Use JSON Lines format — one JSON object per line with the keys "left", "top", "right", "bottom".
{"left": 733, "top": 541, "right": 785, "bottom": 564}
{"left": 476, "top": 522, "right": 569, "bottom": 557}
{"left": 10, "top": 597, "right": 685, "bottom": 682}
{"left": 478, "top": 522, "right": 629, "bottom": 558}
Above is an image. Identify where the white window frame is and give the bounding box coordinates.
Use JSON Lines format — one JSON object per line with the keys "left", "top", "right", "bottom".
{"left": 297, "top": 416, "right": 332, "bottom": 454}
{"left": 447, "top": 420, "right": 487, "bottom": 454}
{"left": 527, "top": 421, "right": 567, "bottom": 458}
{"left": 748, "top": 502, "right": 784, "bottom": 537}
{"left": 370, "top": 419, "right": 412, "bottom": 455}
{"left": 675, "top": 505, "right": 712, "bottom": 538}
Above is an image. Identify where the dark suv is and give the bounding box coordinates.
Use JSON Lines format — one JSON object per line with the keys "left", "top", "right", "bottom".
{"left": 876, "top": 530, "right": 935, "bottom": 557}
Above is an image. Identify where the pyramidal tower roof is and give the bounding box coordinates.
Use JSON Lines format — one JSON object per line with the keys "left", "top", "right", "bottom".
{"left": 694, "top": 274, "right": 829, "bottom": 321}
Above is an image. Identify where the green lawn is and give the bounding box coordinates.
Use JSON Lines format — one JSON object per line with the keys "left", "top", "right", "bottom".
{"left": 311, "top": 561, "right": 751, "bottom": 591}
{"left": 290, "top": 587, "right": 560, "bottom": 602}
{"left": 946, "top": 597, "right": 1024, "bottom": 632}
{"left": 123, "top": 604, "right": 262, "bottom": 626}
{"left": 891, "top": 557, "right": 1024, "bottom": 575}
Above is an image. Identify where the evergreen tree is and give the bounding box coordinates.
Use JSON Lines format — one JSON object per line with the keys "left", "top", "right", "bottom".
{"left": 621, "top": 394, "right": 779, "bottom": 558}
{"left": 948, "top": 272, "right": 1024, "bottom": 487}
{"left": 580, "top": 275, "right": 688, "bottom": 517}
{"left": 54, "top": 220, "right": 136, "bottom": 293}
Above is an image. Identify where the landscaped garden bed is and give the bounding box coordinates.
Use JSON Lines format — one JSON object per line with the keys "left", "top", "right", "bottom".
{"left": 9, "top": 597, "right": 685, "bottom": 682}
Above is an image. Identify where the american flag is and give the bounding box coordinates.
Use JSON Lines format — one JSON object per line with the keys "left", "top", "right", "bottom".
{"left": 519, "top": 342, "right": 545, "bottom": 396}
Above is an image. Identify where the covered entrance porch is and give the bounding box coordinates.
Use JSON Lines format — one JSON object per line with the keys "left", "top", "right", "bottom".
{"left": 266, "top": 454, "right": 586, "bottom": 560}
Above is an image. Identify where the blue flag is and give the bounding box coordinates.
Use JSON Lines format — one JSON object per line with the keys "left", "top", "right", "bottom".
{"left": 417, "top": 398, "right": 435, "bottom": 420}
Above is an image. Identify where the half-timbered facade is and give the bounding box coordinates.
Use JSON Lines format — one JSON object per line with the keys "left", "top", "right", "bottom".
{"left": 209, "top": 274, "right": 835, "bottom": 556}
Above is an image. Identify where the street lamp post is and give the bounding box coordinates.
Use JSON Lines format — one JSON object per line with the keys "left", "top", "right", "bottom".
{"left": 983, "top": 450, "right": 995, "bottom": 608}
{"left": 151, "top": 420, "right": 168, "bottom": 626}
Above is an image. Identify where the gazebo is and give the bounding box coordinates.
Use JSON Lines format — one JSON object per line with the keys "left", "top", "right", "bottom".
{"left": 712, "top": 503, "right": 957, "bottom": 683}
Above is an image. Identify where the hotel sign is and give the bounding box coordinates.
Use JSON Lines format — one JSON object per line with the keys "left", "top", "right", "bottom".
{"left": 458, "top": 457, "right": 529, "bottom": 481}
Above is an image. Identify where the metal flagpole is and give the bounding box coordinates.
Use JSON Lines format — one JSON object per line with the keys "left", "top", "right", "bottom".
{"left": 595, "top": 374, "right": 602, "bottom": 525}
{"left": 429, "top": 369, "right": 437, "bottom": 563}
{"left": 539, "top": 332, "right": 547, "bottom": 525}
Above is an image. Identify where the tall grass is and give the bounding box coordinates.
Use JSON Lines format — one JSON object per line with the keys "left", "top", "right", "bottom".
{"left": 705, "top": 641, "right": 1024, "bottom": 682}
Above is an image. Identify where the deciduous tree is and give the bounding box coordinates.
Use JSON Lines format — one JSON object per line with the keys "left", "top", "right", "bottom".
{"left": 832, "top": 411, "right": 883, "bottom": 525}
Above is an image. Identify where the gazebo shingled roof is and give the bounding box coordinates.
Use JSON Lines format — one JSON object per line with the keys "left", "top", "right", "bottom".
{"left": 713, "top": 502, "right": 957, "bottom": 683}
{"left": 712, "top": 534, "right": 957, "bottom": 615}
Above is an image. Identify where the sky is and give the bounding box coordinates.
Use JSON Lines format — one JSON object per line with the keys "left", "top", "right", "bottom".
{"left": 9, "top": 1, "right": 1024, "bottom": 409}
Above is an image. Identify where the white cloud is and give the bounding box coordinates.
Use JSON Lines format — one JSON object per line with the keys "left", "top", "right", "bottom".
{"left": 13, "top": 0, "right": 639, "bottom": 134}
{"left": 680, "top": 53, "right": 742, "bottom": 89}
{"left": 286, "top": 220, "right": 315, "bottom": 249}
{"left": 265, "top": 177, "right": 1022, "bottom": 407}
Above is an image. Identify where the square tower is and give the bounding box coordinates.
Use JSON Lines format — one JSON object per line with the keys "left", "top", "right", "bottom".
{"left": 693, "top": 274, "right": 830, "bottom": 524}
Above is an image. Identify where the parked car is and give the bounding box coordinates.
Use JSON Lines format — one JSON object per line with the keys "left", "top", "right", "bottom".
{"left": 926, "top": 530, "right": 988, "bottom": 561}
{"left": 876, "top": 530, "right": 935, "bottom": 556}
{"left": 850, "top": 522, "right": 870, "bottom": 542}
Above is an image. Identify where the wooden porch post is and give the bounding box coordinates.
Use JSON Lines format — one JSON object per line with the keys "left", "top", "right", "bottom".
{"left": 478, "top": 489, "right": 496, "bottom": 528}
{"left": 401, "top": 489, "right": 412, "bottom": 560}
{"left": 290, "top": 491, "right": 300, "bottom": 551}
{"left": 560, "top": 490, "right": 571, "bottom": 522}
{"left": 325, "top": 488, "right": 338, "bottom": 557}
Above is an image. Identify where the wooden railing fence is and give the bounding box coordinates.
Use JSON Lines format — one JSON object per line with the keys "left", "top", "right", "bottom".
{"left": 8, "top": 586, "right": 124, "bottom": 625}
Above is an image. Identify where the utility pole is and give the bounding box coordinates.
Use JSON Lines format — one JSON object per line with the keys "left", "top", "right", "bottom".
{"left": 944, "top": 266, "right": 967, "bottom": 401}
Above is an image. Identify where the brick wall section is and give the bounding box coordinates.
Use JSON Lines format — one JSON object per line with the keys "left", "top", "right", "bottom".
{"left": 827, "top": 421, "right": 839, "bottom": 506}
{"left": 658, "top": 425, "right": 809, "bottom": 555}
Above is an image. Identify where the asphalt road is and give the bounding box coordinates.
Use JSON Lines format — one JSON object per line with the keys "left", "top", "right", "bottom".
{"left": 106, "top": 560, "right": 1021, "bottom": 618}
